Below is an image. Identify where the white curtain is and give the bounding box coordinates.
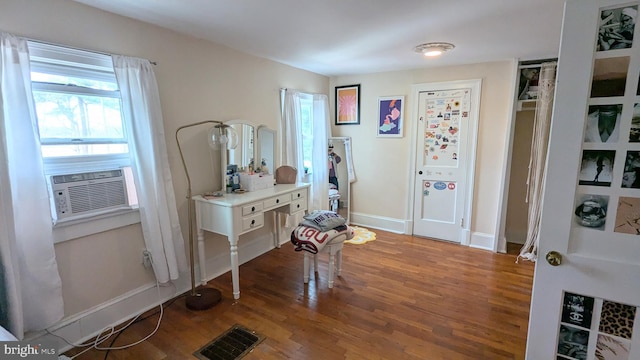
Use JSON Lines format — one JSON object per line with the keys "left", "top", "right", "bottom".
{"left": 113, "top": 56, "right": 188, "bottom": 283}
{"left": 282, "top": 90, "right": 304, "bottom": 178}
{"left": 310, "top": 93, "right": 331, "bottom": 211}
{"left": 0, "top": 32, "right": 64, "bottom": 339}
{"left": 519, "top": 62, "right": 557, "bottom": 262}
{"left": 282, "top": 89, "right": 330, "bottom": 212}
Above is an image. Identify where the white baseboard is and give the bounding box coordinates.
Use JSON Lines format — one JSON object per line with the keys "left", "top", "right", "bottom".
{"left": 349, "top": 212, "right": 497, "bottom": 251}
{"left": 349, "top": 212, "right": 408, "bottom": 234}
{"left": 469, "top": 232, "right": 495, "bottom": 251}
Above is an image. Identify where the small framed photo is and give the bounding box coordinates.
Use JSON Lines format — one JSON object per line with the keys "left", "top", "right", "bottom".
{"left": 377, "top": 96, "right": 404, "bottom": 137}
{"left": 335, "top": 84, "right": 360, "bottom": 125}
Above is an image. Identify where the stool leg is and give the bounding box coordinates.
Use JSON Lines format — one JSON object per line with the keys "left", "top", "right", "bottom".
{"left": 328, "top": 250, "right": 335, "bottom": 288}
{"left": 303, "top": 253, "right": 310, "bottom": 283}
{"left": 313, "top": 254, "right": 319, "bottom": 274}
{"left": 336, "top": 249, "right": 343, "bottom": 277}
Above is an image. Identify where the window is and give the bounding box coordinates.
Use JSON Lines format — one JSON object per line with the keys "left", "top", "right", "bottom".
{"left": 28, "top": 42, "right": 138, "bottom": 226}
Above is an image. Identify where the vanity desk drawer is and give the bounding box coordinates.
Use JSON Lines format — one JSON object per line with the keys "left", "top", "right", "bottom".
{"left": 242, "top": 213, "right": 264, "bottom": 231}
{"left": 290, "top": 190, "right": 306, "bottom": 201}
{"left": 263, "top": 194, "right": 290, "bottom": 209}
{"left": 290, "top": 198, "right": 307, "bottom": 214}
{"left": 242, "top": 202, "right": 263, "bottom": 216}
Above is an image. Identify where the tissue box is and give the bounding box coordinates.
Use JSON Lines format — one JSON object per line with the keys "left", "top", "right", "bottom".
{"left": 238, "top": 173, "right": 274, "bottom": 191}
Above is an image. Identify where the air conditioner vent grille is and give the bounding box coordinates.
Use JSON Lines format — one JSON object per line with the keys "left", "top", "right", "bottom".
{"left": 68, "top": 181, "right": 127, "bottom": 214}
{"left": 52, "top": 169, "right": 129, "bottom": 220}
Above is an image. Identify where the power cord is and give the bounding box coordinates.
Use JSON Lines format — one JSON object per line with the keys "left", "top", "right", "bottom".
{"left": 48, "top": 250, "right": 181, "bottom": 359}
{"left": 101, "top": 291, "right": 187, "bottom": 360}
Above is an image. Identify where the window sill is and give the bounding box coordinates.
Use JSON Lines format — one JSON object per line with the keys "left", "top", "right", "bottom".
{"left": 52, "top": 208, "right": 141, "bottom": 244}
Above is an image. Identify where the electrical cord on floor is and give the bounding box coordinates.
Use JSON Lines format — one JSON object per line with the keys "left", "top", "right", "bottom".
{"left": 101, "top": 291, "right": 188, "bottom": 360}
{"left": 47, "top": 251, "right": 185, "bottom": 359}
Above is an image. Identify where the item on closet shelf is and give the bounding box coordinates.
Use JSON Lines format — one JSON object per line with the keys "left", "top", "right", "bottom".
{"left": 275, "top": 165, "right": 297, "bottom": 184}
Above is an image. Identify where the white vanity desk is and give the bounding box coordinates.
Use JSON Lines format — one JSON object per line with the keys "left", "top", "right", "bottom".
{"left": 193, "top": 182, "right": 310, "bottom": 299}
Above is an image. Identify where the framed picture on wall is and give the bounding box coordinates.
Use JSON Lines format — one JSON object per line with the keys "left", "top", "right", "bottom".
{"left": 377, "top": 96, "right": 404, "bottom": 137}
{"left": 335, "top": 84, "right": 360, "bottom": 125}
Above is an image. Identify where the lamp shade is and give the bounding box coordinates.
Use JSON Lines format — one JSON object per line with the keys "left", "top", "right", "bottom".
{"left": 208, "top": 125, "right": 238, "bottom": 150}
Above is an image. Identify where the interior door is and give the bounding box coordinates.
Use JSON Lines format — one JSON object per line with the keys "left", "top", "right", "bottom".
{"left": 527, "top": 1, "right": 640, "bottom": 359}
{"left": 412, "top": 80, "right": 480, "bottom": 243}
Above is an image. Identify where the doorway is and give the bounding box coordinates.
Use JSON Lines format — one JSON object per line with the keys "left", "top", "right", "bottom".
{"left": 503, "top": 59, "right": 557, "bottom": 254}
{"left": 411, "top": 80, "right": 481, "bottom": 244}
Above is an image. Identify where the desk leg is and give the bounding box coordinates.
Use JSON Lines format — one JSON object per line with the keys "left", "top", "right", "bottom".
{"left": 229, "top": 235, "right": 240, "bottom": 300}
{"left": 273, "top": 212, "right": 281, "bottom": 248}
{"left": 197, "top": 228, "right": 206, "bottom": 285}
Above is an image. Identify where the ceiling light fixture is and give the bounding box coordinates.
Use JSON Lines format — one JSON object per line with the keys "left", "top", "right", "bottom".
{"left": 414, "top": 42, "right": 455, "bottom": 57}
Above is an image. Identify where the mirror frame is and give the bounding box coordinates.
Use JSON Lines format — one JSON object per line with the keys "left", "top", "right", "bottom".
{"left": 219, "top": 119, "right": 277, "bottom": 191}
{"left": 328, "top": 136, "right": 351, "bottom": 224}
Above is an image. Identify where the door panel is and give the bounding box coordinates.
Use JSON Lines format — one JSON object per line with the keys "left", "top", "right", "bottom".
{"left": 527, "top": 0, "right": 640, "bottom": 358}
{"left": 412, "top": 81, "right": 480, "bottom": 243}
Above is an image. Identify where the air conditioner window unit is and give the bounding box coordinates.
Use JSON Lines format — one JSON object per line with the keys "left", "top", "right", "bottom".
{"left": 51, "top": 169, "right": 129, "bottom": 220}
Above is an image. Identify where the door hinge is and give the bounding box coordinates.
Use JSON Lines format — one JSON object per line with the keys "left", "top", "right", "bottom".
{"left": 460, "top": 218, "right": 464, "bottom": 227}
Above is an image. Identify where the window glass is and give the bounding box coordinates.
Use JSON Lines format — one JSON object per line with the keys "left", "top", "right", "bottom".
{"left": 28, "top": 42, "right": 129, "bottom": 164}
{"left": 31, "top": 71, "right": 118, "bottom": 91}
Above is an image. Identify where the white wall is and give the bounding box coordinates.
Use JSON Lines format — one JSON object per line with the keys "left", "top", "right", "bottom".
{"left": 0, "top": 0, "right": 328, "bottom": 321}
{"left": 330, "top": 61, "right": 516, "bottom": 244}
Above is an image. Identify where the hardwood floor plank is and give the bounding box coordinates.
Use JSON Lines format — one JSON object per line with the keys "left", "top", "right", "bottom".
{"left": 65, "top": 230, "right": 534, "bottom": 360}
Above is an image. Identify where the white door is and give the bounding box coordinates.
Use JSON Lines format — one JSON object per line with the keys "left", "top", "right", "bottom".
{"left": 527, "top": 0, "right": 640, "bottom": 359}
{"left": 412, "top": 80, "right": 481, "bottom": 243}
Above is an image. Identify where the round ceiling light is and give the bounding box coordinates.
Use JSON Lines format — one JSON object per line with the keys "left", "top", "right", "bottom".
{"left": 414, "top": 42, "right": 455, "bottom": 57}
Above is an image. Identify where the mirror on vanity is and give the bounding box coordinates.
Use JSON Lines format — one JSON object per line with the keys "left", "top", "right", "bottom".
{"left": 328, "top": 137, "right": 351, "bottom": 223}
{"left": 257, "top": 125, "right": 276, "bottom": 175}
{"left": 227, "top": 122, "right": 254, "bottom": 171}
{"left": 219, "top": 120, "right": 276, "bottom": 191}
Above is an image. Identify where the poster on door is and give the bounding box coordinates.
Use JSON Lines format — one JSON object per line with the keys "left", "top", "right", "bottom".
{"left": 422, "top": 89, "right": 470, "bottom": 167}
{"left": 558, "top": 290, "right": 637, "bottom": 360}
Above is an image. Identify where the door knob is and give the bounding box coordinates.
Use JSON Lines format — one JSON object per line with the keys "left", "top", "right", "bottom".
{"left": 418, "top": 171, "right": 423, "bottom": 175}
{"left": 545, "top": 251, "right": 562, "bottom": 266}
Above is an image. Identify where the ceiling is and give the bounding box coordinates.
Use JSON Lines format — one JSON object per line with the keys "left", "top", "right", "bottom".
{"left": 72, "top": 0, "right": 567, "bottom": 77}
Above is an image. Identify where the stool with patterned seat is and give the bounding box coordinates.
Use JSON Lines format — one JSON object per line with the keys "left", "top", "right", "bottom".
{"left": 291, "top": 224, "right": 354, "bottom": 288}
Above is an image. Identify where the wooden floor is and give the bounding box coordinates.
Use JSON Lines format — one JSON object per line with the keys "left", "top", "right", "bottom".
{"left": 65, "top": 230, "right": 535, "bottom": 360}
